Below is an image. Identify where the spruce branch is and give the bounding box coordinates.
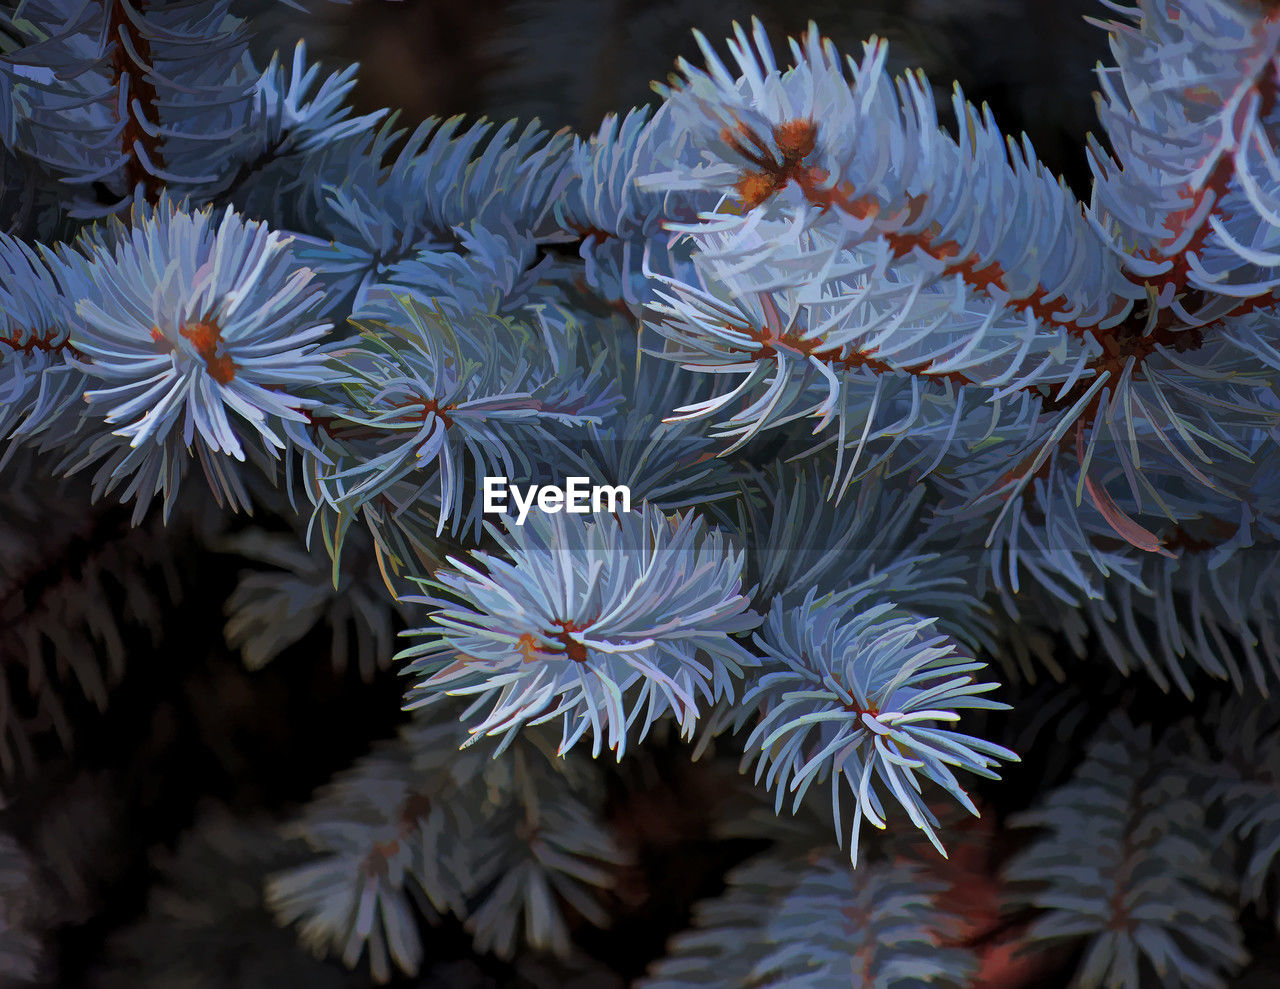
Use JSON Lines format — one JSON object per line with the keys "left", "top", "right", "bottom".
{"left": 1005, "top": 714, "right": 1247, "bottom": 988}
{"left": 399, "top": 505, "right": 760, "bottom": 759}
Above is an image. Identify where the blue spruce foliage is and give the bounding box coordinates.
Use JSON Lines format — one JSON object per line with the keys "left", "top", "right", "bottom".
{"left": 5, "top": 0, "right": 1280, "bottom": 984}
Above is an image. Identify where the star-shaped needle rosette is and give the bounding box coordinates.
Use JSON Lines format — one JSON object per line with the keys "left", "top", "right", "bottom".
{"left": 60, "top": 196, "right": 342, "bottom": 519}
{"left": 743, "top": 585, "right": 1017, "bottom": 863}
{"left": 398, "top": 505, "right": 761, "bottom": 759}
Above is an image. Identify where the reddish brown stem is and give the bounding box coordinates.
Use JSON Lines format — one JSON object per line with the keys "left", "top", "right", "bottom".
{"left": 107, "top": 0, "right": 166, "bottom": 205}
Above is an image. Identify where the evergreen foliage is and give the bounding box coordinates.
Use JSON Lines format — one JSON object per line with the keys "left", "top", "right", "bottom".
{"left": 640, "top": 849, "right": 977, "bottom": 987}
{"left": 3, "top": 0, "right": 1280, "bottom": 985}
{"left": 264, "top": 707, "right": 624, "bottom": 979}
{"left": 1004, "top": 714, "right": 1247, "bottom": 987}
